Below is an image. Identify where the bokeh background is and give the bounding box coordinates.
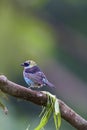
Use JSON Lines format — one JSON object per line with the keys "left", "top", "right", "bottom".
{"left": 0, "top": 0, "right": 87, "bottom": 130}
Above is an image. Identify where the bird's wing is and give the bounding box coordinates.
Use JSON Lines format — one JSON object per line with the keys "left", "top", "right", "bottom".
{"left": 27, "top": 71, "right": 46, "bottom": 85}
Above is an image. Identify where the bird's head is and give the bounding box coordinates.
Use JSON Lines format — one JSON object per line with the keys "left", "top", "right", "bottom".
{"left": 21, "top": 60, "right": 37, "bottom": 68}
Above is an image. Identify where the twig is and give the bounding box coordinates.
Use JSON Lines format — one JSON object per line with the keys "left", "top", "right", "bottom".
{"left": 0, "top": 75, "right": 87, "bottom": 130}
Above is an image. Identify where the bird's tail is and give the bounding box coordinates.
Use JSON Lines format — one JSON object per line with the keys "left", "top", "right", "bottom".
{"left": 46, "top": 81, "right": 55, "bottom": 88}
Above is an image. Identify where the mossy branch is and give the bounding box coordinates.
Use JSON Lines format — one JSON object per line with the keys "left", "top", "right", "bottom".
{"left": 0, "top": 75, "right": 87, "bottom": 130}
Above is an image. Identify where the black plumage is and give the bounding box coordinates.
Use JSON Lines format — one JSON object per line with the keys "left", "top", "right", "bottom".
{"left": 25, "top": 66, "right": 40, "bottom": 74}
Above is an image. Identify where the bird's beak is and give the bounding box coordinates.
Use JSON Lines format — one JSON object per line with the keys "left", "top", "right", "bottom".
{"left": 21, "top": 63, "right": 24, "bottom": 66}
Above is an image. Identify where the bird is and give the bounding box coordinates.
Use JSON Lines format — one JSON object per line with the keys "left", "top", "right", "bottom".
{"left": 21, "top": 60, "right": 54, "bottom": 88}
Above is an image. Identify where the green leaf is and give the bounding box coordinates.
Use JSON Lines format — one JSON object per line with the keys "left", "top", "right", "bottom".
{"left": 34, "top": 105, "right": 52, "bottom": 130}
{"left": 0, "top": 100, "right": 8, "bottom": 114}
{"left": 54, "top": 99, "right": 61, "bottom": 129}
{"left": 33, "top": 91, "right": 61, "bottom": 130}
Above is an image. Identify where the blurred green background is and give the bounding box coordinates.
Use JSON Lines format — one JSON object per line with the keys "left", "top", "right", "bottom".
{"left": 0, "top": 0, "right": 87, "bottom": 130}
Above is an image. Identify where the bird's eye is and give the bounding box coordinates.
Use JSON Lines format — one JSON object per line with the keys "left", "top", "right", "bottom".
{"left": 24, "top": 62, "right": 29, "bottom": 66}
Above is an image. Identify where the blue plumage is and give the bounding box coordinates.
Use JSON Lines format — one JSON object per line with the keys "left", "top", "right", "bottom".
{"left": 21, "top": 60, "right": 54, "bottom": 88}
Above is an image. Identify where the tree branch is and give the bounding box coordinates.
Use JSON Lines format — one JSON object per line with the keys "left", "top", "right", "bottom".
{"left": 0, "top": 75, "right": 87, "bottom": 130}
